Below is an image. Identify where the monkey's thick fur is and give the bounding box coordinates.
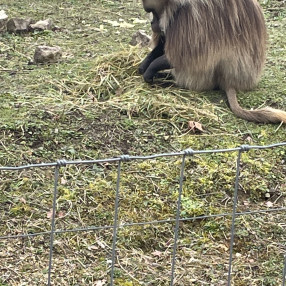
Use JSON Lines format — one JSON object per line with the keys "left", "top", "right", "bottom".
{"left": 142, "top": 0, "right": 286, "bottom": 123}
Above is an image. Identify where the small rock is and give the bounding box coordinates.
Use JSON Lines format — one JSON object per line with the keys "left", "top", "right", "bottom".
{"left": 33, "top": 45, "right": 62, "bottom": 64}
{"left": 7, "top": 18, "right": 34, "bottom": 33}
{"left": 265, "top": 192, "right": 271, "bottom": 199}
{"left": 0, "top": 10, "right": 8, "bottom": 32}
{"left": 130, "top": 30, "right": 151, "bottom": 47}
{"left": 30, "top": 18, "right": 54, "bottom": 31}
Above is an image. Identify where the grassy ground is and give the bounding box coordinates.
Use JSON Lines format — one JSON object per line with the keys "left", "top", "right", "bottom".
{"left": 0, "top": 0, "right": 285, "bottom": 285}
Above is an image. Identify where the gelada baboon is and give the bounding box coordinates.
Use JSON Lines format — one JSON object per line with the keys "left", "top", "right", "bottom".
{"left": 138, "top": 12, "right": 171, "bottom": 83}
{"left": 140, "top": 0, "right": 286, "bottom": 123}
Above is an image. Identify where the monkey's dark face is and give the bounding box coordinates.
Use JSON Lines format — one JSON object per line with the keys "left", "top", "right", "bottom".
{"left": 151, "top": 19, "right": 161, "bottom": 33}
{"left": 142, "top": 0, "right": 168, "bottom": 15}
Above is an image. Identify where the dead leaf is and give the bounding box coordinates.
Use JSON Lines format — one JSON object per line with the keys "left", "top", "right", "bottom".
{"left": 103, "top": 19, "right": 134, "bottom": 28}
{"left": 217, "top": 244, "right": 228, "bottom": 251}
{"left": 95, "top": 280, "right": 106, "bottom": 286}
{"left": 88, "top": 245, "right": 99, "bottom": 251}
{"left": 94, "top": 25, "right": 107, "bottom": 32}
{"left": 115, "top": 88, "right": 123, "bottom": 96}
{"left": 119, "top": 21, "right": 134, "bottom": 28}
{"left": 47, "top": 207, "right": 64, "bottom": 219}
{"left": 266, "top": 201, "right": 273, "bottom": 208}
{"left": 97, "top": 240, "right": 106, "bottom": 249}
{"left": 104, "top": 20, "right": 120, "bottom": 27}
{"left": 20, "top": 197, "right": 27, "bottom": 204}
{"left": 245, "top": 135, "right": 253, "bottom": 143}
{"left": 57, "top": 211, "right": 65, "bottom": 218}
{"left": 152, "top": 250, "right": 162, "bottom": 257}
{"left": 132, "top": 18, "right": 148, "bottom": 24}
{"left": 47, "top": 209, "right": 53, "bottom": 219}
{"left": 188, "top": 121, "right": 204, "bottom": 133}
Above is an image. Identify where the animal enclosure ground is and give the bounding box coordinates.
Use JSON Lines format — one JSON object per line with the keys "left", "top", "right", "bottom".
{"left": 0, "top": 0, "right": 285, "bottom": 285}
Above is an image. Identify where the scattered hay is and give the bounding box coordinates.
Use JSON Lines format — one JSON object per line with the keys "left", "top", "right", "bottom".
{"left": 50, "top": 46, "right": 222, "bottom": 126}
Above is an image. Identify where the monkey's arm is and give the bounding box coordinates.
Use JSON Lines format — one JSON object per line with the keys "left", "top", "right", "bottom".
{"left": 143, "top": 54, "right": 171, "bottom": 83}
{"left": 138, "top": 38, "right": 165, "bottom": 74}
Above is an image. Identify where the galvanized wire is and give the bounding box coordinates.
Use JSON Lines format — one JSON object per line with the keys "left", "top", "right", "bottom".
{"left": 1, "top": 142, "right": 285, "bottom": 171}
{"left": 0, "top": 142, "right": 285, "bottom": 285}
{"left": 1, "top": 206, "right": 286, "bottom": 240}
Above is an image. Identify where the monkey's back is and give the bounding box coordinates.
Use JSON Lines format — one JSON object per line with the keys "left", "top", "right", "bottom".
{"left": 163, "top": 0, "right": 267, "bottom": 91}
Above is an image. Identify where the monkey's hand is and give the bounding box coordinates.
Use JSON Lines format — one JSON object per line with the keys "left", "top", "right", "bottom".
{"left": 138, "top": 56, "right": 152, "bottom": 75}
{"left": 143, "top": 55, "right": 171, "bottom": 83}
{"left": 139, "top": 39, "right": 165, "bottom": 74}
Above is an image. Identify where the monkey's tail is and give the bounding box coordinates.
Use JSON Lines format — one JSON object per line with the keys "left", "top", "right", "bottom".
{"left": 226, "top": 88, "right": 286, "bottom": 124}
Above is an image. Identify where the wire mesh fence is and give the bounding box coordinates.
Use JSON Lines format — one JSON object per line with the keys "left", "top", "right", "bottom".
{"left": 0, "top": 142, "right": 286, "bottom": 285}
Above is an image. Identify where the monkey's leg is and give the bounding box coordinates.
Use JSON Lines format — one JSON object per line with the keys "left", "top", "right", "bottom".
{"left": 138, "top": 39, "right": 165, "bottom": 75}
{"left": 143, "top": 55, "right": 171, "bottom": 83}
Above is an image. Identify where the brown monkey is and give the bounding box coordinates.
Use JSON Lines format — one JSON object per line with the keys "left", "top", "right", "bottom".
{"left": 141, "top": 0, "right": 286, "bottom": 123}
{"left": 138, "top": 12, "right": 171, "bottom": 83}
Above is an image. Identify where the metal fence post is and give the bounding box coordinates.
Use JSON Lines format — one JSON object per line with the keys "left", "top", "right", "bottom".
{"left": 110, "top": 156, "right": 128, "bottom": 286}
{"left": 227, "top": 146, "right": 249, "bottom": 286}
{"left": 47, "top": 162, "right": 62, "bottom": 286}
{"left": 170, "top": 149, "right": 193, "bottom": 285}
{"left": 283, "top": 254, "right": 286, "bottom": 286}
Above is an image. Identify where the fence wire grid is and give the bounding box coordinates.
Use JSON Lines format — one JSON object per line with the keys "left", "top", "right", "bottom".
{"left": 1, "top": 142, "right": 286, "bottom": 286}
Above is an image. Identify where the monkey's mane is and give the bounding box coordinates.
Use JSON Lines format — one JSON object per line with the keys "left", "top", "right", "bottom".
{"left": 161, "top": 0, "right": 267, "bottom": 91}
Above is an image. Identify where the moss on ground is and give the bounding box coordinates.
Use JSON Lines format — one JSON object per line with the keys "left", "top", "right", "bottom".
{"left": 0, "top": 0, "right": 285, "bottom": 285}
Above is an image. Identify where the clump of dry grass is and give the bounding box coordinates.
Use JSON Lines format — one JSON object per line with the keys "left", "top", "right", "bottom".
{"left": 49, "top": 47, "right": 223, "bottom": 128}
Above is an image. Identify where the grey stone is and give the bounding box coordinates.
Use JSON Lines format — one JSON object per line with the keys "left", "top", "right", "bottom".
{"left": 0, "top": 10, "right": 8, "bottom": 32}
{"left": 7, "top": 18, "right": 34, "bottom": 33}
{"left": 130, "top": 30, "right": 151, "bottom": 47}
{"left": 33, "top": 45, "right": 62, "bottom": 64}
{"left": 30, "top": 19, "right": 54, "bottom": 31}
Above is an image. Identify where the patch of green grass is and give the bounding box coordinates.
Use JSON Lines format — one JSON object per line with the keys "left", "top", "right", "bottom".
{"left": 0, "top": 0, "right": 285, "bottom": 285}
